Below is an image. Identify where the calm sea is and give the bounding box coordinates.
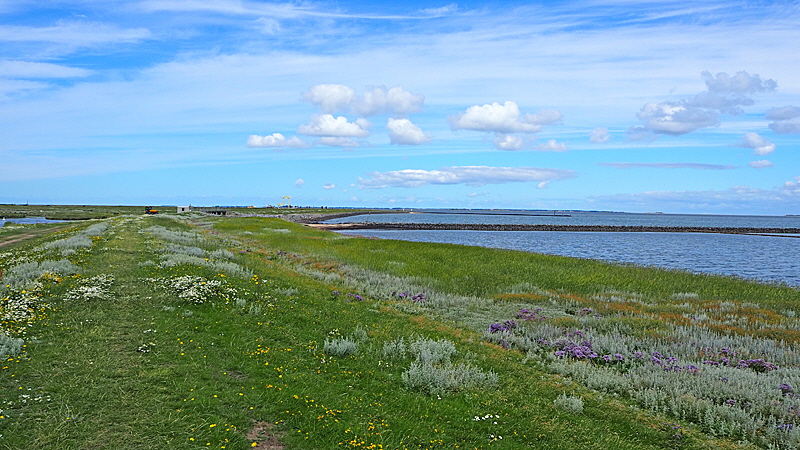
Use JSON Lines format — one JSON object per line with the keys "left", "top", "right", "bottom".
{"left": 327, "top": 211, "right": 800, "bottom": 287}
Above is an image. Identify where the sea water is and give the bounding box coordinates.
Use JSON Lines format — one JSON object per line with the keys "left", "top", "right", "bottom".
{"left": 328, "top": 211, "right": 800, "bottom": 286}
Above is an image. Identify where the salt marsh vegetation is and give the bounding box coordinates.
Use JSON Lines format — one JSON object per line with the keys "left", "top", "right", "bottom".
{"left": 2, "top": 213, "right": 799, "bottom": 449}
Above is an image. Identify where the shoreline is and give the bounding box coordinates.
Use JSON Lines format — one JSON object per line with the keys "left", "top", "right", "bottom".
{"left": 307, "top": 222, "right": 800, "bottom": 235}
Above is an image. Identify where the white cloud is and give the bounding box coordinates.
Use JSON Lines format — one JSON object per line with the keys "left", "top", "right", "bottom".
{"left": 302, "top": 84, "right": 356, "bottom": 113}
{"left": 359, "top": 165, "right": 576, "bottom": 188}
{"left": 246, "top": 133, "right": 309, "bottom": 148}
{"left": 784, "top": 176, "right": 800, "bottom": 195}
{"left": 637, "top": 71, "right": 777, "bottom": 135}
{"left": 636, "top": 101, "right": 719, "bottom": 135}
{"left": 749, "top": 160, "right": 773, "bottom": 169}
{"left": 323, "top": 183, "right": 336, "bottom": 189}
{"left": 295, "top": 178, "right": 305, "bottom": 187}
{"left": 0, "top": 60, "right": 93, "bottom": 78}
{"left": 386, "top": 118, "right": 431, "bottom": 145}
{"left": 448, "top": 101, "right": 562, "bottom": 134}
{"left": 600, "top": 162, "right": 736, "bottom": 170}
{"left": 766, "top": 106, "right": 800, "bottom": 121}
{"left": 0, "top": 21, "right": 150, "bottom": 50}
{"left": 354, "top": 86, "right": 425, "bottom": 116}
{"left": 535, "top": 139, "right": 567, "bottom": 152}
{"left": 317, "top": 136, "right": 360, "bottom": 147}
{"left": 767, "top": 105, "right": 800, "bottom": 134}
{"left": 421, "top": 4, "right": 458, "bottom": 16}
{"left": 737, "top": 132, "right": 775, "bottom": 155}
{"left": 492, "top": 134, "right": 525, "bottom": 150}
{"left": 302, "top": 84, "right": 424, "bottom": 116}
{"left": 297, "top": 114, "right": 370, "bottom": 137}
{"left": 701, "top": 70, "right": 777, "bottom": 95}
{"left": 589, "top": 127, "right": 611, "bottom": 143}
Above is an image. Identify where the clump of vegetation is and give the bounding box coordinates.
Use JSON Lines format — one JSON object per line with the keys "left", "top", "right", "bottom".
{"left": 554, "top": 393, "right": 584, "bottom": 414}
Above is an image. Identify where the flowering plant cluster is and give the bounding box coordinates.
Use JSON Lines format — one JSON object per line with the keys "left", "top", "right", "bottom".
{"left": 516, "top": 308, "right": 546, "bottom": 321}
{"left": 391, "top": 291, "right": 427, "bottom": 303}
{"left": 488, "top": 320, "right": 517, "bottom": 334}
{"left": 65, "top": 274, "right": 115, "bottom": 301}
{"left": 699, "top": 347, "right": 779, "bottom": 372}
{"left": 146, "top": 275, "right": 239, "bottom": 304}
{"left": 0, "top": 282, "right": 48, "bottom": 337}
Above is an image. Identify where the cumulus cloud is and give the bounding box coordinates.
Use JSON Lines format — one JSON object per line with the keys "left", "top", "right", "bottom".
{"left": 737, "top": 132, "right": 775, "bottom": 155}
{"left": 784, "top": 176, "right": 800, "bottom": 195}
{"left": 246, "top": 133, "right": 309, "bottom": 148}
{"left": 536, "top": 139, "right": 567, "bottom": 152}
{"left": 358, "top": 165, "right": 576, "bottom": 189}
{"left": 295, "top": 178, "right": 305, "bottom": 187}
{"left": 297, "top": 114, "right": 370, "bottom": 137}
{"left": 636, "top": 71, "right": 777, "bottom": 136}
{"left": 748, "top": 160, "right": 773, "bottom": 169}
{"left": 449, "top": 101, "right": 561, "bottom": 134}
{"left": 354, "top": 86, "right": 425, "bottom": 116}
{"left": 492, "top": 134, "right": 525, "bottom": 150}
{"left": 323, "top": 183, "right": 336, "bottom": 189}
{"left": 589, "top": 127, "right": 611, "bottom": 143}
{"left": 767, "top": 105, "right": 800, "bottom": 134}
{"left": 636, "top": 101, "right": 719, "bottom": 135}
{"left": 303, "top": 84, "right": 424, "bottom": 116}
{"left": 600, "top": 162, "right": 736, "bottom": 170}
{"left": 301, "top": 84, "right": 356, "bottom": 113}
{"left": 701, "top": 70, "right": 777, "bottom": 95}
{"left": 386, "top": 118, "right": 431, "bottom": 145}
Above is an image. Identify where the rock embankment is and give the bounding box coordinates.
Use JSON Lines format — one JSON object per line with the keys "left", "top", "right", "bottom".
{"left": 309, "top": 222, "right": 800, "bottom": 235}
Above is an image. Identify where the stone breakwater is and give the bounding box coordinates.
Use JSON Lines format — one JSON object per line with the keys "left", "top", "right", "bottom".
{"left": 309, "top": 222, "right": 800, "bottom": 235}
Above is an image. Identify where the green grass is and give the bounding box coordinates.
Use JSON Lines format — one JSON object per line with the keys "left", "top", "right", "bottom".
{"left": 3, "top": 213, "right": 796, "bottom": 449}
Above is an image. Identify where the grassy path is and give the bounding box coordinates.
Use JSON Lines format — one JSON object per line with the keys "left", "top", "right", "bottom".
{"left": 1, "top": 215, "right": 776, "bottom": 449}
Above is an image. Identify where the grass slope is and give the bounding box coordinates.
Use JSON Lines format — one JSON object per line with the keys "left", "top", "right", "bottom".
{"left": 2, "top": 214, "right": 796, "bottom": 449}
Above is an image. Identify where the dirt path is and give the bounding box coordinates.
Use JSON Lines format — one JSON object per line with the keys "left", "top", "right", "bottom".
{"left": 0, "top": 223, "right": 79, "bottom": 249}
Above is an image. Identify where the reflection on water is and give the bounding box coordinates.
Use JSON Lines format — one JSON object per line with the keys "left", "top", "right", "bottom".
{"left": 338, "top": 229, "right": 800, "bottom": 287}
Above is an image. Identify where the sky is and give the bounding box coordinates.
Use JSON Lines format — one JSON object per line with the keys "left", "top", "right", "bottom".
{"left": 1, "top": 0, "right": 799, "bottom": 214}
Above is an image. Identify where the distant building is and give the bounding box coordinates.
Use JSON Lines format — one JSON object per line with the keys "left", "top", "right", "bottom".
{"left": 177, "top": 206, "right": 193, "bottom": 213}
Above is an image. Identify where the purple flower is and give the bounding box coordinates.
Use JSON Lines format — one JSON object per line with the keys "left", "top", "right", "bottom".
{"left": 602, "top": 354, "right": 613, "bottom": 362}
{"left": 614, "top": 353, "right": 624, "bottom": 361}
{"left": 781, "top": 383, "right": 794, "bottom": 396}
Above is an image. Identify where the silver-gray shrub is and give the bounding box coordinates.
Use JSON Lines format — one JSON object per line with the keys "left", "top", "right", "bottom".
{"left": 401, "top": 361, "right": 498, "bottom": 395}
{"left": 165, "top": 244, "right": 207, "bottom": 258}
{"left": 0, "top": 334, "right": 24, "bottom": 357}
{"left": 82, "top": 222, "right": 109, "bottom": 236}
{"left": 158, "top": 254, "right": 253, "bottom": 279}
{"left": 324, "top": 337, "right": 358, "bottom": 357}
{"left": 1, "top": 259, "right": 80, "bottom": 289}
{"left": 553, "top": 394, "right": 584, "bottom": 414}
{"left": 144, "top": 225, "right": 204, "bottom": 246}
{"left": 42, "top": 235, "right": 92, "bottom": 251}
{"left": 409, "top": 337, "right": 456, "bottom": 365}
{"left": 209, "top": 249, "right": 234, "bottom": 260}
{"left": 382, "top": 338, "right": 407, "bottom": 359}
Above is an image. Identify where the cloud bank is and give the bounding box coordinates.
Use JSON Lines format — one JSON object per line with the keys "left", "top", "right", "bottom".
{"left": 359, "top": 165, "right": 576, "bottom": 188}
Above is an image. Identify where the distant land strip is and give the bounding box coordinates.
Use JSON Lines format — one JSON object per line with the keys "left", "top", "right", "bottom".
{"left": 308, "top": 222, "right": 800, "bottom": 235}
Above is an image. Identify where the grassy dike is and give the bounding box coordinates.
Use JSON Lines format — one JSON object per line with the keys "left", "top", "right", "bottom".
{"left": 2, "top": 215, "right": 799, "bottom": 449}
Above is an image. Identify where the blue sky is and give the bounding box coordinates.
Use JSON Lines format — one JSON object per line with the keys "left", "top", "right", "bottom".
{"left": 1, "top": 0, "right": 799, "bottom": 214}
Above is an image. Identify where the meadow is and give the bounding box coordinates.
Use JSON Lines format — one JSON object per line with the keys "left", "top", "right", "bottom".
{"left": 2, "top": 211, "right": 800, "bottom": 449}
